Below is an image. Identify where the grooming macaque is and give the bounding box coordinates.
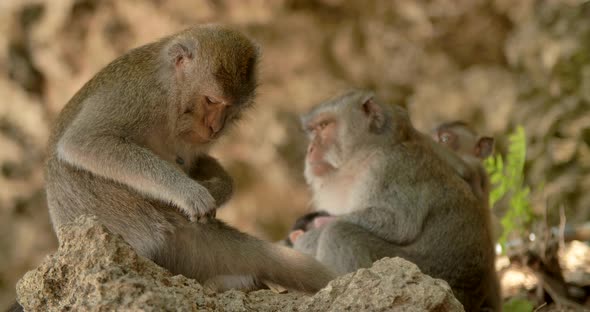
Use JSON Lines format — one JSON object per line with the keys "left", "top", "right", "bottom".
{"left": 45, "top": 25, "right": 334, "bottom": 294}
{"left": 187, "top": 154, "right": 235, "bottom": 218}
{"left": 292, "top": 90, "right": 500, "bottom": 311}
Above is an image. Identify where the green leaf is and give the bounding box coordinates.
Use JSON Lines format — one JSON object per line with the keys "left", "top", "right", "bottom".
{"left": 484, "top": 125, "right": 535, "bottom": 249}
{"left": 503, "top": 298, "right": 534, "bottom": 312}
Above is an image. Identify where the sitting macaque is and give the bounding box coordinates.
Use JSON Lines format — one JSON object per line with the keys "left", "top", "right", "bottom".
{"left": 291, "top": 90, "right": 501, "bottom": 311}
{"left": 287, "top": 122, "right": 496, "bottom": 247}
{"left": 44, "top": 25, "right": 335, "bottom": 295}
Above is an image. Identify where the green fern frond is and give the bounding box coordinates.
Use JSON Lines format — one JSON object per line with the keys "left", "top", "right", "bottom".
{"left": 484, "top": 126, "right": 535, "bottom": 249}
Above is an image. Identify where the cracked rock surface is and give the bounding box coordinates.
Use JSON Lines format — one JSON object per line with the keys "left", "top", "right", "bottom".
{"left": 16, "top": 216, "right": 463, "bottom": 311}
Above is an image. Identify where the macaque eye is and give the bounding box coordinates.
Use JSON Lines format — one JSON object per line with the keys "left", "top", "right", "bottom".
{"left": 205, "top": 96, "right": 219, "bottom": 105}
{"left": 440, "top": 132, "right": 454, "bottom": 143}
{"left": 318, "top": 121, "right": 329, "bottom": 130}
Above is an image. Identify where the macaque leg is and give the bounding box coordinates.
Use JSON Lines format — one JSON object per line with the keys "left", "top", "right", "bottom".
{"left": 153, "top": 220, "right": 334, "bottom": 293}
{"left": 315, "top": 224, "right": 373, "bottom": 274}
{"left": 152, "top": 221, "right": 255, "bottom": 284}
{"left": 297, "top": 221, "right": 401, "bottom": 275}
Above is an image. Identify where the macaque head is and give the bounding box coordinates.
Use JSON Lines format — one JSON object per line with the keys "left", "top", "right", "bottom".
{"left": 286, "top": 211, "right": 333, "bottom": 246}
{"left": 433, "top": 121, "right": 495, "bottom": 159}
{"left": 166, "top": 25, "right": 259, "bottom": 144}
{"left": 291, "top": 211, "right": 331, "bottom": 232}
{"left": 301, "top": 90, "right": 410, "bottom": 183}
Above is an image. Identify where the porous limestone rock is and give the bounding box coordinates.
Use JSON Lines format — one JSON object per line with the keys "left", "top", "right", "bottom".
{"left": 301, "top": 258, "right": 463, "bottom": 312}
{"left": 16, "top": 216, "right": 463, "bottom": 311}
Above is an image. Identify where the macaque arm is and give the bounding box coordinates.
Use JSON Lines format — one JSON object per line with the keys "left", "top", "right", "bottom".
{"left": 57, "top": 112, "right": 214, "bottom": 219}
{"left": 188, "top": 154, "right": 234, "bottom": 206}
{"left": 340, "top": 206, "right": 426, "bottom": 245}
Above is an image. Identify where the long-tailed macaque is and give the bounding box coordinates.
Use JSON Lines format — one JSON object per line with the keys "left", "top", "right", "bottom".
{"left": 432, "top": 121, "right": 495, "bottom": 204}
{"left": 285, "top": 122, "right": 495, "bottom": 246}
{"left": 44, "top": 25, "right": 334, "bottom": 295}
{"left": 291, "top": 90, "right": 500, "bottom": 311}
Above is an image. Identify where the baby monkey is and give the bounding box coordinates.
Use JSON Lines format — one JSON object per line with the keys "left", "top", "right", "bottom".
{"left": 432, "top": 121, "right": 502, "bottom": 311}
{"left": 284, "top": 211, "right": 331, "bottom": 246}
{"left": 432, "top": 121, "right": 495, "bottom": 203}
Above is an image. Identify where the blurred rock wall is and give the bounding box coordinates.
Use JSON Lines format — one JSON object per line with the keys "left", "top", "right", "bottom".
{"left": 1, "top": 0, "right": 589, "bottom": 309}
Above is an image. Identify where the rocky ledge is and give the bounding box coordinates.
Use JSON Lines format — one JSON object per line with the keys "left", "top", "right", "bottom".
{"left": 16, "top": 216, "right": 463, "bottom": 311}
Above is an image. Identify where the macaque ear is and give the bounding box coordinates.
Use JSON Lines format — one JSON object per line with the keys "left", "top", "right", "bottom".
{"left": 242, "top": 52, "right": 259, "bottom": 83}
{"left": 167, "top": 41, "right": 196, "bottom": 69}
{"left": 300, "top": 115, "right": 311, "bottom": 134}
{"left": 474, "top": 136, "right": 495, "bottom": 159}
{"left": 361, "top": 97, "right": 386, "bottom": 132}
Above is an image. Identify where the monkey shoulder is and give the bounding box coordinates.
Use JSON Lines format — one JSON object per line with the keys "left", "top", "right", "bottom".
{"left": 378, "top": 143, "right": 479, "bottom": 208}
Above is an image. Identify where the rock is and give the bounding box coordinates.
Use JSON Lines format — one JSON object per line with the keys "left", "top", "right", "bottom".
{"left": 16, "top": 216, "right": 463, "bottom": 311}
{"left": 300, "top": 258, "right": 464, "bottom": 312}
{"left": 560, "top": 240, "right": 590, "bottom": 287}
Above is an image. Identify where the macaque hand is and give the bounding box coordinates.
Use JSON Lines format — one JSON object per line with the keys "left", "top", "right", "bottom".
{"left": 179, "top": 183, "right": 217, "bottom": 222}
{"left": 288, "top": 230, "right": 306, "bottom": 244}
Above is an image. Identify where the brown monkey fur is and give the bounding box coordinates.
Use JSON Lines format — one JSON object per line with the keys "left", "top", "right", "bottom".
{"left": 45, "top": 25, "right": 334, "bottom": 293}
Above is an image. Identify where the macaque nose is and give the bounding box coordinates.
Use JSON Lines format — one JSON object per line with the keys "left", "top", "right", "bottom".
{"left": 210, "top": 111, "right": 226, "bottom": 135}
{"left": 210, "top": 123, "right": 222, "bottom": 134}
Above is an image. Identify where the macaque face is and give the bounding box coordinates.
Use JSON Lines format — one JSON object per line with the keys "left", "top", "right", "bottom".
{"left": 434, "top": 126, "right": 477, "bottom": 155}
{"left": 178, "top": 93, "right": 235, "bottom": 144}
{"left": 434, "top": 129, "right": 462, "bottom": 152}
{"left": 304, "top": 113, "right": 339, "bottom": 177}
{"left": 433, "top": 123, "right": 494, "bottom": 159}
{"left": 196, "top": 94, "right": 233, "bottom": 142}
{"left": 172, "top": 45, "right": 255, "bottom": 146}
{"left": 302, "top": 93, "right": 388, "bottom": 181}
